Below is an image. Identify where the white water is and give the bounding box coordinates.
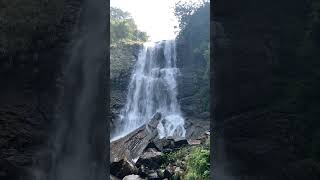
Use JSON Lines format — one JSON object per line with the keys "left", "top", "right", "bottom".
{"left": 112, "top": 40, "right": 186, "bottom": 141}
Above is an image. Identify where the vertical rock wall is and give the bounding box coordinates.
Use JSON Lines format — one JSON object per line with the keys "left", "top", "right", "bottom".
{"left": 213, "top": 0, "right": 315, "bottom": 179}
{"left": 0, "top": 0, "right": 84, "bottom": 179}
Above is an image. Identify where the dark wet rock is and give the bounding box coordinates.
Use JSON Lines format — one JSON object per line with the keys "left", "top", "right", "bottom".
{"left": 0, "top": 104, "right": 50, "bottom": 179}
{"left": 110, "top": 159, "right": 138, "bottom": 179}
{"left": 184, "top": 116, "right": 210, "bottom": 139}
{"left": 137, "top": 165, "right": 161, "bottom": 180}
{"left": 213, "top": 1, "right": 316, "bottom": 178}
{"left": 156, "top": 169, "right": 165, "bottom": 179}
{"left": 148, "top": 136, "right": 188, "bottom": 153}
{"left": 146, "top": 170, "right": 160, "bottom": 180}
{"left": 173, "top": 138, "right": 189, "bottom": 148}
{"left": 164, "top": 168, "right": 174, "bottom": 179}
{"left": 0, "top": 1, "right": 83, "bottom": 179}
{"left": 137, "top": 164, "right": 148, "bottom": 178}
{"left": 283, "top": 159, "right": 320, "bottom": 180}
{"left": 165, "top": 164, "right": 177, "bottom": 176}
{"left": 148, "top": 137, "right": 171, "bottom": 152}
{"left": 110, "top": 175, "right": 120, "bottom": 180}
{"left": 136, "top": 148, "right": 163, "bottom": 169}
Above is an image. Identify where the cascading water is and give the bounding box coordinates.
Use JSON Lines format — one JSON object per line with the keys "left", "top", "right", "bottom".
{"left": 31, "top": 0, "right": 106, "bottom": 180}
{"left": 112, "top": 40, "right": 185, "bottom": 141}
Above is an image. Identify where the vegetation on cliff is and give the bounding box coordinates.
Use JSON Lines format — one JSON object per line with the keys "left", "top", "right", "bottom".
{"left": 110, "top": 7, "right": 148, "bottom": 45}
{"left": 159, "top": 137, "right": 210, "bottom": 180}
{"left": 175, "top": 0, "right": 210, "bottom": 111}
{"left": 110, "top": 7, "right": 148, "bottom": 81}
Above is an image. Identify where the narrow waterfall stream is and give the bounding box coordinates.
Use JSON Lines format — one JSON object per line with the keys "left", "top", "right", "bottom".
{"left": 112, "top": 40, "right": 185, "bottom": 141}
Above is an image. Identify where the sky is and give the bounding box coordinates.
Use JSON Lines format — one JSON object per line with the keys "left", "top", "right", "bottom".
{"left": 110, "top": 0, "right": 202, "bottom": 42}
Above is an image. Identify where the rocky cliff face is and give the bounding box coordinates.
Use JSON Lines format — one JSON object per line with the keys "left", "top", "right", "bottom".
{"left": 110, "top": 43, "right": 141, "bottom": 136}
{"left": 213, "top": 0, "right": 320, "bottom": 179}
{"left": 176, "top": 41, "right": 210, "bottom": 139}
{"left": 0, "top": 0, "right": 83, "bottom": 179}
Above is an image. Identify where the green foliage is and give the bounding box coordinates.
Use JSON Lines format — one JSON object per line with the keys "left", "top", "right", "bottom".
{"left": 160, "top": 138, "right": 211, "bottom": 180}
{"left": 175, "top": 1, "right": 210, "bottom": 112}
{"left": 110, "top": 42, "right": 142, "bottom": 80}
{"left": 162, "top": 147, "right": 190, "bottom": 164}
{"left": 174, "top": 1, "right": 198, "bottom": 30}
{"left": 175, "top": 1, "right": 210, "bottom": 45}
{"left": 174, "top": 0, "right": 209, "bottom": 31}
{"left": 110, "top": 7, "right": 148, "bottom": 45}
{"left": 185, "top": 147, "right": 210, "bottom": 180}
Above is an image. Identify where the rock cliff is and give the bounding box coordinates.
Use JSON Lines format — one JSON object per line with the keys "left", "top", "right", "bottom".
{"left": 110, "top": 42, "right": 141, "bottom": 136}
{"left": 0, "top": 0, "right": 84, "bottom": 179}
{"left": 213, "top": 0, "right": 320, "bottom": 179}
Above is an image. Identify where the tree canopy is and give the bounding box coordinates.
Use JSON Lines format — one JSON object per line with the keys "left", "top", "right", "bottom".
{"left": 110, "top": 7, "right": 148, "bottom": 44}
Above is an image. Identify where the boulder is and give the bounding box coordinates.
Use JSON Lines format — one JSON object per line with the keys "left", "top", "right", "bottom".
{"left": 110, "top": 175, "right": 120, "bottom": 180}
{"left": 137, "top": 165, "right": 160, "bottom": 179}
{"left": 148, "top": 136, "right": 188, "bottom": 153}
{"left": 184, "top": 116, "right": 210, "bottom": 139}
{"left": 137, "top": 164, "right": 148, "bottom": 178}
{"left": 163, "top": 137, "right": 189, "bottom": 150}
{"left": 148, "top": 138, "right": 172, "bottom": 152}
{"left": 110, "top": 159, "right": 137, "bottom": 179}
{"left": 110, "top": 112, "right": 162, "bottom": 164}
{"left": 122, "top": 175, "right": 144, "bottom": 180}
{"left": 187, "top": 139, "right": 202, "bottom": 145}
{"left": 136, "top": 148, "right": 163, "bottom": 169}
{"left": 146, "top": 171, "right": 160, "bottom": 180}
{"left": 173, "top": 138, "right": 189, "bottom": 148}
{"left": 163, "top": 169, "right": 173, "bottom": 179}
{"left": 163, "top": 164, "right": 176, "bottom": 178}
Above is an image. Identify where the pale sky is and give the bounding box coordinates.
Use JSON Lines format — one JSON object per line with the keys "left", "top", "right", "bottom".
{"left": 110, "top": 0, "right": 202, "bottom": 42}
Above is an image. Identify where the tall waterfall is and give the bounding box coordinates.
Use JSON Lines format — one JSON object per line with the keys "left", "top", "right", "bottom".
{"left": 112, "top": 40, "right": 185, "bottom": 140}
{"left": 31, "top": 0, "right": 106, "bottom": 180}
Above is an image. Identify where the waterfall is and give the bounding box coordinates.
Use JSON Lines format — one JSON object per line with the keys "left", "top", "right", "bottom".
{"left": 112, "top": 40, "right": 185, "bottom": 141}
{"left": 31, "top": 0, "right": 106, "bottom": 179}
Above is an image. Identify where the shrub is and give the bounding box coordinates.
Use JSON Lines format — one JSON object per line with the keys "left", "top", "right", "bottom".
{"left": 185, "top": 147, "right": 210, "bottom": 180}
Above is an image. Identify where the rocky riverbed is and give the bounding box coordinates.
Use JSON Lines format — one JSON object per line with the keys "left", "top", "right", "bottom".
{"left": 110, "top": 113, "right": 210, "bottom": 180}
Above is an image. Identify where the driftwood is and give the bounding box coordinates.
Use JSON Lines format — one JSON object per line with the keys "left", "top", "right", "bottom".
{"left": 110, "top": 113, "right": 161, "bottom": 164}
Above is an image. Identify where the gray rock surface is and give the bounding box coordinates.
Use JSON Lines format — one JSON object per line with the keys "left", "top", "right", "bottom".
{"left": 110, "top": 113, "right": 161, "bottom": 163}
{"left": 123, "top": 174, "right": 144, "bottom": 180}
{"left": 0, "top": 1, "right": 85, "bottom": 179}
{"left": 110, "top": 159, "right": 138, "bottom": 179}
